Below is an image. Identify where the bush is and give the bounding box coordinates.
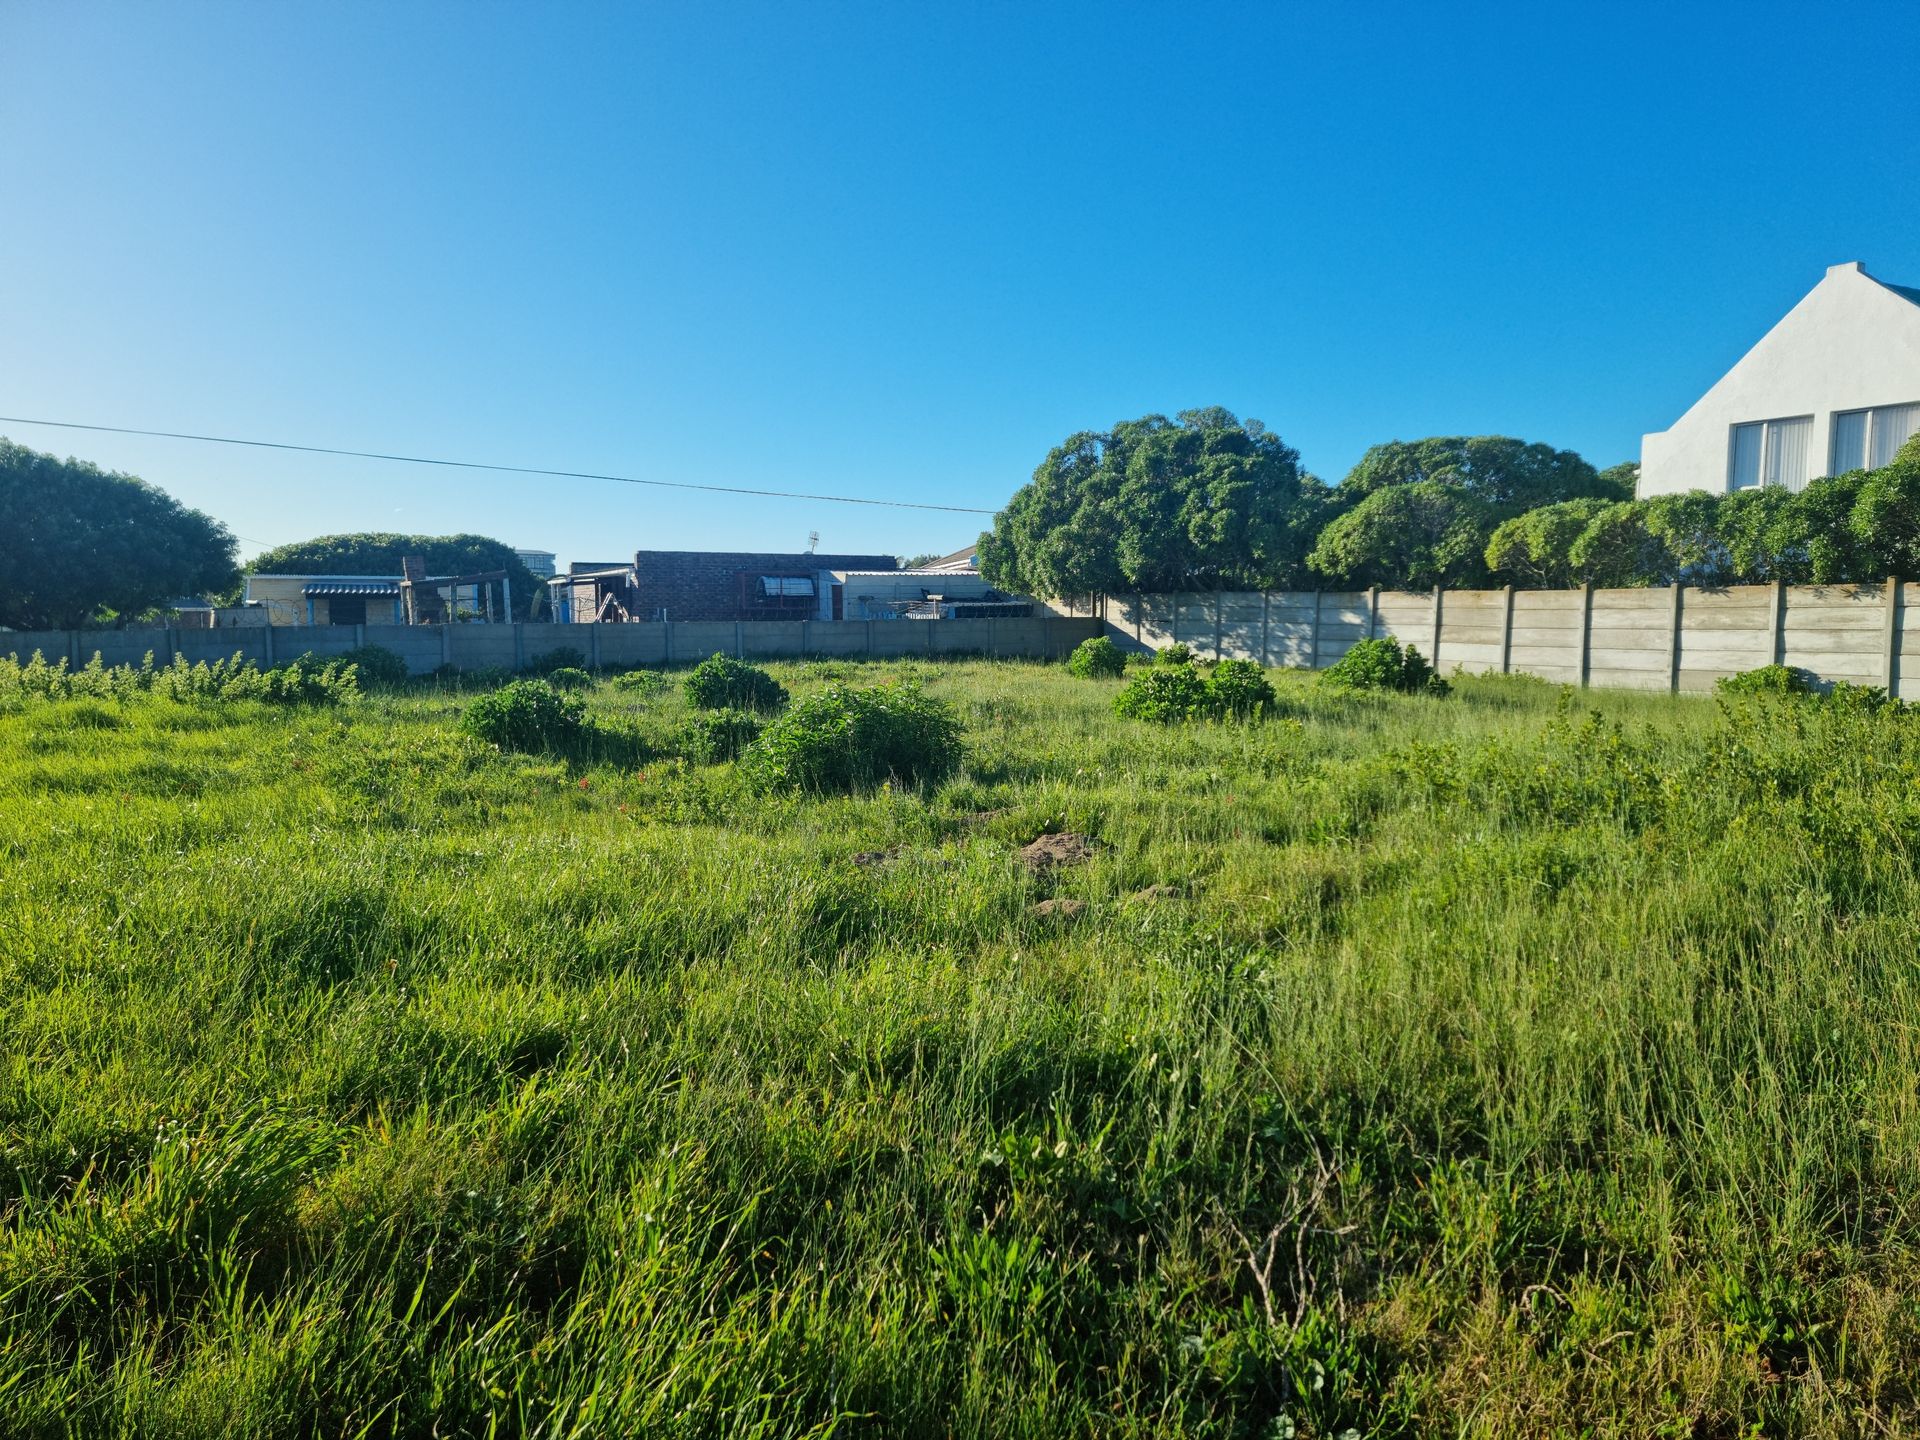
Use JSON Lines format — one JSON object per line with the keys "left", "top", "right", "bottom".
{"left": 1114, "top": 664, "right": 1214, "bottom": 723}
{"left": 1717, "top": 664, "right": 1818, "bottom": 697}
{"left": 684, "top": 653, "right": 787, "bottom": 713}
{"left": 460, "top": 679, "right": 587, "bottom": 752}
{"left": 1066, "top": 636, "right": 1128, "bottom": 679}
{"left": 1320, "top": 636, "right": 1449, "bottom": 696}
{"left": 1113, "top": 657, "right": 1277, "bottom": 723}
{"left": 740, "top": 682, "right": 962, "bottom": 792}
{"left": 1205, "top": 658, "right": 1276, "bottom": 718}
{"left": 546, "top": 666, "right": 593, "bottom": 691}
{"left": 253, "top": 654, "right": 362, "bottom": 705}
{"left": 685, "top": 707, "right": 763, "bottom": 764}
{"left": 611, "top": 668, "right": 667, "bottom": 696}
{"left": 333, "top": 645, "right": 410, "bottom": 688}
{"left": 528, "top": 646, "right": 589, "bottom": 675}
{"left": 1155, "top": 642, "right": 1195, "bottom": 667}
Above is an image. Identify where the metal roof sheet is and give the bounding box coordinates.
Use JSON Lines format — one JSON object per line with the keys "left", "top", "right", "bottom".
{"left": 302, "top": 582, "right": 401, "bottom": 596}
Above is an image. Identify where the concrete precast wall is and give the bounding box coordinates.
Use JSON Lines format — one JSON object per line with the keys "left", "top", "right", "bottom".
{"left": 1107, "top": 582, "right": 1913, "bottom": 699}
{"left": 2, "top": 617, "right": 1102, "bottom": 676}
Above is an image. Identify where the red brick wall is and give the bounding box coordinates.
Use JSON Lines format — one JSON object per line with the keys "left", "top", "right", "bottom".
{"left": 628, "top": 551, "right": 897, "bottom": 621}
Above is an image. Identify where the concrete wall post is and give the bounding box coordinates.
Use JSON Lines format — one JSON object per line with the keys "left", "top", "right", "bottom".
{"left": 1769, "top": 579, "right": 1786, "bottom": 667}
{"left": 1668, "top": 584, "right": 1684, "bottom": 694}
{"left": 1430, "top": 585, "right": 1443, "bottom": 669}
{"left": 1500, "top": 584, "right": 1515, "bottom": 674}
{"left": 1885, "top": 576, "right": 1903, "bottom": 693}
{"left": 1579, "top": 581, "right": 1595, "bottom": 688}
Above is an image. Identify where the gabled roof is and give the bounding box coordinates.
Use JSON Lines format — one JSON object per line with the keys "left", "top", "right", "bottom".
{"left": 1876, "top": 278, "right": 1920, "bottom": 308}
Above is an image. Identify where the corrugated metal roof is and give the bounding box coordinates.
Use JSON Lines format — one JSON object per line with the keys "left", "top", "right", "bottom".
{"left": 302, "top": 582, "right": 401, "bottom": 596}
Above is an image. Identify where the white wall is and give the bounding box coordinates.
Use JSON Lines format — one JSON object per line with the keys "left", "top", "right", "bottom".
{"left": 1640, "top": 263, "right": 1920, "bottom": 497}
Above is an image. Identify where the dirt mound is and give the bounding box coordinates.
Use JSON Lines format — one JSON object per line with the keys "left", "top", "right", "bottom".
{"left": 1127, "top": 883, "right": 1184, "bottom": 903}
{"left": 1032, "top": 898, "right": 1087, "bottom": 919}
{"left": 1019, "top": 832, "right": 1097, "bottom": 871}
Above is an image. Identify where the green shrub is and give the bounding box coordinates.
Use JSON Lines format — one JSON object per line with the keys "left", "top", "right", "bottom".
{"left": 1717, "top": 664, "right": 1818, "bottom": 697}
{"left": 1826, "top": 680, "right": 1897, "bottom": 713}
{"left": 528, "top": 646, "right": 589, "bottom": 675}
{"left": 460, "top": 679, "right": 587, "bottom": 752}
{"left": 611, "top": 668, "right": 667, "bottom": 696}
{"left": 1066, "top": 636, "right": 1128, "bottom": 679}
{"left": 1113, "top": 664, "right": 1213, "bottom": 723}
{"left": 740, "top": 681, "right": 962, "bottom": 792}
{"left": 685, "top": 707, "right": 763, "bottom": 764}
{"left": 1205, "top": 658, "right": 1276, "bottom": 718}
{"left": 684, "top": 653, "right": 787, "bottom": 713}
{"left": 1321, "top": 636, "right": 1449, "bottom": 696}
{"left": 252, "top": 654, "right": 362, "bottom": 705}
{"left": 546, "top": 666, "right": 593, "bottom": 691}
{"left": 1154, "top": 642, "right": 1195, "bottom": 667}
{"left": 333, "top": 644, "right": 410, "bottom": 688}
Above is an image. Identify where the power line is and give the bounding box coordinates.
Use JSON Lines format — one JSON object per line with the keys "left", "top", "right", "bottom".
{"left": 0, "top": 414, "right": 1001, "bottom": 516}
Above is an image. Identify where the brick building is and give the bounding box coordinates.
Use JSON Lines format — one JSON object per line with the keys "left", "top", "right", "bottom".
{"left": 554, "top": 550, "right": 900, "bottom": 622}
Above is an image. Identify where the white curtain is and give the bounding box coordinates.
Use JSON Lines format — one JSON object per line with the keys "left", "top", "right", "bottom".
{"left": 1730, "top": 422, "right": 1764, "bottom": 489}
{"left": 1869, "top": 403, "right": 1920, "bottom": 468}
{"left": 1763, "top": 416, "right": 1811, "bottom": 492}
{"left": 1830, "top": 410, "right": 1869, "bottom": 475}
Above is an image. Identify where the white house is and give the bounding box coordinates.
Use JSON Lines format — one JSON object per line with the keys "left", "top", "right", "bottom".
{"left": 1639, "top": 262, "right": 1920, "bottom": 497}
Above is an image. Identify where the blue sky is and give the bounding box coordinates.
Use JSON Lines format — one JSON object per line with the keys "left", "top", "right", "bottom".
{"left": 4, "top": 1, "right": 1917, "bottom": 570}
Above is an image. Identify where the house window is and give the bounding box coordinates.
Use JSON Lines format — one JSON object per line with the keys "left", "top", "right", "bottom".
{"left": 1728, "top": 416, "right": 1812, "bottom": 492}
{"left": 1830, "top": 403, "right": 1920, "bottom": 474}
{"left": 328, "top": 596, "right": 367, "bottom": 626}
{"left": 758, "top": 576, "right": 815, "bottom": 597}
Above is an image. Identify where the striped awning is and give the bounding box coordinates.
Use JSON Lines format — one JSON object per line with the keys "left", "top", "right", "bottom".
{"left": 302, "top": 582, "right": 401, "bottom": 596}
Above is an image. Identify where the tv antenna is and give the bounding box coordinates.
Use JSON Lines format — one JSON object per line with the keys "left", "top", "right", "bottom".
{"left": 807, "top": 530, "right": 819, "bottom": 553}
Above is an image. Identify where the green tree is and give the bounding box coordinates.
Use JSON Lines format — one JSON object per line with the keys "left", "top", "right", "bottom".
{"left": 0, "top": 439, "right": 239, "bottom": 629}
{"left": 1851, "top": 433, "right": 1920, "bottom": 579}
{"left": 1339, "top": 435, "right": 1608, "bottom": 510}
{"left": 244, "top": 533, "right": 542, "bottom": 617}
{"left": 1567, "top": 501, "right": 1671, "bottom": 588}
{"left": 1484, "top": 498, "right": 1611, "bottom": 586}
{"left": 979, "top": 409, "right": 1335, "bottom": 598}
{"left": 1793, "top": 470, "right": 1872, "bottom": 583}
{"left": 1716, "top": 487, "right": 1810, "bottom": 583}
{"left": 1308, "top": 480, "right": 1495, "bottom": 590}
{"left": 1642, "top": 493, "right": 1731, "bottom": 585}
{"left": 1595, "top": 461, "right": 1640, "bottom": 501}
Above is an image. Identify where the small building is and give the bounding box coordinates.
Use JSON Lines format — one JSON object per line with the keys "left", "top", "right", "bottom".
{"left": 514, "top": 548, "right": 558, "bottom": 579}
{"left": 243, "top": 565, "right": 516, "bottom": 626}
{"left": 551, "top": 550, "right": 901, "bottom": 622}
{"left": 244, "top": 574, "right": 406, "bottom": 626}
{"left": 920, "top": 544, "right": 979, "bottom": 572}
{"left": 1640, "top": 261, "right": 1920, "bottom": 497}
{"left": 827, "top": 566, "right": 1025, "bottom": 620}
{"left": 548, "top": 561, "right": 638, "bottom": 624}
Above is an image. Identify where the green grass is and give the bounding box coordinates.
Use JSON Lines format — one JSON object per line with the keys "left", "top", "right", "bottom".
{"left": 3, "top": 657, "right": 1919, "bottom": 1437}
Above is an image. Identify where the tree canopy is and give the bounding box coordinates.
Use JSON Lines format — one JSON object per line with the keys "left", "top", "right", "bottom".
{"left": 1339, "top": 436, "right": 1608, "bottom": 511}
{"left": 1308, "top": 481, "right": 1497, "bottom": 591}
{"left": 244, "top": 533, "right": 542, "bottom": 617}
{"left": 1308, "top": 436, "right": 1616, "bottom": 590}
{"left": 978, "top": 409, "right": 1337, "bottom": 598}
{"left": 0, "top": 439, "right": 239, "bottom": 629}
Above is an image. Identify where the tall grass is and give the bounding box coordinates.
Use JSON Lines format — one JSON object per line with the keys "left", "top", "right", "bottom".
{"left": 1, "top": 659, "right": 1917, "bottom": 1436}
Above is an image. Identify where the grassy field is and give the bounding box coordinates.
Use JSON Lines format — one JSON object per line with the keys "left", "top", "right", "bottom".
{"left": 3, "top": 655, "right": 1919, "bottom": 1437}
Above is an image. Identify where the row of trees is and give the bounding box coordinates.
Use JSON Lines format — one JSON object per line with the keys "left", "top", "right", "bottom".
{"left": 0, "top": 440, "right": 239, "bottom": 630}
{"left": 0, "top": 437, "right": 543, "bottom": 629}
{"left": 978, "top": 408, "right": 1920, "bottom": 597}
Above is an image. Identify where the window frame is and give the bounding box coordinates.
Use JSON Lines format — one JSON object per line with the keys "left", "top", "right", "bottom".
{"left": 1727, "top": 414, "right": 1814, "bottom": 492}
